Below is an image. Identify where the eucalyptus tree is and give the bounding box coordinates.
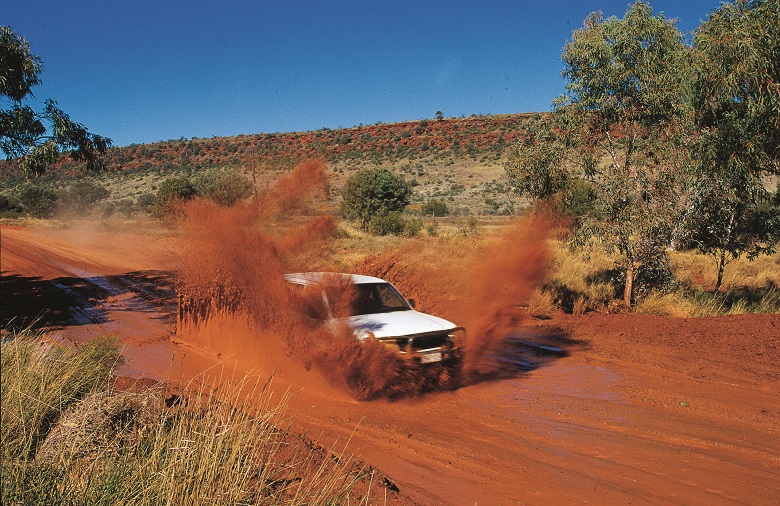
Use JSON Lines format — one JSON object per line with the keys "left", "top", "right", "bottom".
{"left": 689, "top": 0, "right": 780, "bottom": 290}
{"left": 340, "top": 168, "right": 412, "bottom": 230}
{"left": 505, "top": 114, "right": 570, "bottom": 206}
{"left": 554, "top": 1, "right": 694, "bottom": 306}
{"left": 0, "top": 26, "right": 111, "bottom": 178}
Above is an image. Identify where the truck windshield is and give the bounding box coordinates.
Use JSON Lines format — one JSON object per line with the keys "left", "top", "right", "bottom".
{"left": 351, "top": 283, "right": 411, "bottom": 316}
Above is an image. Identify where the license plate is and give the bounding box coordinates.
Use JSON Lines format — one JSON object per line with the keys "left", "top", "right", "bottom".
{"left": 420, "top": 351, "right": 442, "bottom": 364}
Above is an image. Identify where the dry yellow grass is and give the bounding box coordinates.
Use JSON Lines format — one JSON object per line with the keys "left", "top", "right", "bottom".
{"left": 528, "top": 289, "right": 557, "bottom": 319}
{"left": 1, "top": 329, "right": 372, "bottom": 505}
{"left": 536, "top": 239, "right": 618, "bottom": 313}
{"left": 535, "top": 237, "right": 779, "bottom": 316}
{"left": 670, "top": 249, "right": 780, "bottom": 291}
{"left": 290, "top": 215, "right": 511, "bottom": 273}
{"left": 293, "top": 216, "right": 778, "bottom": 317}
{"left": 633, "top": 292, "right": 696, "bottom": 317}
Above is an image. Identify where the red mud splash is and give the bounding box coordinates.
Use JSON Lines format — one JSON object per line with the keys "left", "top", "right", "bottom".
{"left": 357, "top": 216, "right": 552, "bottom": 383}
{"left": 456, "top": 217, "right": 551, "bottom": 377}
{"left": 176, "top": 160, "right": 334, "bottom": 369}
{"left": 173, "top": 160, "right": 402, "bottom": 401}
{"left": 311, "top": 324, "right": 458, "bottom": 401}
{"left": 176, "top": 160, "right": 552, "bottom": 400}
{"left": 259, "top": 158, "right": 329, "bottom": 219}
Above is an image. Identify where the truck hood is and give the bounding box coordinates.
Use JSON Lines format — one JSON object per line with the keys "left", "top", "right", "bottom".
{"left": 343, "top": 310, "right": 457, "bottom": 340}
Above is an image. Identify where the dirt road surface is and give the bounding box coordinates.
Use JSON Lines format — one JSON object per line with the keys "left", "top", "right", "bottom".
{"left": 2, "top": 223, "right": 778, "bottom": 505}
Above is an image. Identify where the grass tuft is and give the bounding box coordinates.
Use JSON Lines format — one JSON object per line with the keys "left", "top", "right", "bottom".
{"left": 1, "top": 328, "right": 371, "bottom": 505}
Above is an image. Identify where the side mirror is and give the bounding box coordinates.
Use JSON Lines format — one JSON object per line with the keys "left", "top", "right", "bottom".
{"left": 408, "top": 298, "right": 416, "bottom": 308}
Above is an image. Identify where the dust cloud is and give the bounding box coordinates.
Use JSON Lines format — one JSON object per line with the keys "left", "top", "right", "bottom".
{"left": 356, "top": 216, "right": 552, "bottom": 382}
{"left": 176, "top": 159, "right": 332, "bottom": 351}
{"left": 176, "top": 160, "right": 395, "bottom": 399}
{"left": 176, "top": 159, "right": 552, "bottom": 400}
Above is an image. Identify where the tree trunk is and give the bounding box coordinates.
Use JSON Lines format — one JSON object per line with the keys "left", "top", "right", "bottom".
{"left": 715, "top": 250, "right": 726, "bottom": 292}
{"left": 624, "top": 264, "right": 634, "bottom": 308}
{"left": 714, "top": 213, "right": 735, "bottom": 293}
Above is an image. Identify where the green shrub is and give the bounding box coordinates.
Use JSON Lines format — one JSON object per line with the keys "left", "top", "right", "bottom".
{"left": 340, "top": 168, "right": 412, "bottom": 229}
{"left": 0, "top": 193, "right": 21, "bottom": 217}
{"left": 368, "top": 212, "right": 405, "bottom": 236}
{"left": 18, "top": 184, "right": 58, "bottom": 218}
{"left": 59, "top": 180, "right": 111, "bottom": 213}
{"left": 136, "top": 192, "right": 155, "bottom": 213}
{"left": 457, "top": 217, "right": 480, "bottom": 237}
{"left": 421, "top": 199, "right": 449, "bottom": 217}
{"left": 100, "top": 201, "right": 115, "bottom": 217}
{"left": 153, "top": 176, "right": 198, "bottom": 218}
{"left": 113, "top": 199, "right": 135, "bottom": 217}
{"left": 194, "top": 170, "right": 253, "bottom": 207}
{"left": 403, "top": 217, "right": 423, "bottom": 237}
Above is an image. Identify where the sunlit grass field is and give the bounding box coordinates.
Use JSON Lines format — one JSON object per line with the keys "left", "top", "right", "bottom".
{"left": 530, "top": 237, "right": 780, "bottom": 317}
{"left": 298, "top": 215, "right": 779, "bottom": 317}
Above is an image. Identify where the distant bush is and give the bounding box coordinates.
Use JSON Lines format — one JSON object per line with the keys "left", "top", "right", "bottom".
{"left": 0, "top": 193, "right": 21, "bottom": 217}
{"left": 420, "top": 199, "right": 449, "bottom": 217}
{"left": 18, "top": 184, "right": 58, "bottom": 218}
{"left": 59, "top": 180, "right": 111, "bottom": 213}
{"left": 100, "top": 201, "right": 115, "bottom": 217}
{"left": 457, "top": 217, "right": 480, "bottom": 237}
{"left": 403, "top": 217, "right": 423, "bottom": 237}
{"left": 153, "top": 176, "right": 198, "bottom": 218}
{"left": 368, "top": 212, "right": 405, "bottom": 236}
{"left": 194, "top": 170, "right": 253, "bottom": 207}
{"left": 364, "top": 213, "right": 424, "bottom": 237}
{"left": 113, "top": 199, "right": 136, "bottom": 217}
{"left": 341, "top": 168, "right": 412, "bottom": 230}
{"left": 136, "top": 193, "right": 156, "bottom": 213}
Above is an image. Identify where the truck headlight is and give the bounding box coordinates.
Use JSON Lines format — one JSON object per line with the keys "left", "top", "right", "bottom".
{"left": 448, "top": 328, "right": 466, "bottom": 348}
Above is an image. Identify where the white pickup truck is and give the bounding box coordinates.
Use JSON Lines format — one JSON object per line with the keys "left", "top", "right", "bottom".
{"left": 284, "top": 272, "right": 464, "bottom": 364}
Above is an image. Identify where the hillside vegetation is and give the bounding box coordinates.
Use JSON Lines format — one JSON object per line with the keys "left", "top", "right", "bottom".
{"left": 1, "top": 113, "right": 536, "bottom": 216}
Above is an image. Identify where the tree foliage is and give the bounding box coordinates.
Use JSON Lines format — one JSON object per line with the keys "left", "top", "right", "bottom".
{"left": 505, "top": 115, "right": 570, "bottom": 203}
{"left": 0, "top": 26, "right": 41, "bottom": 102}
{"left": 194, "top": 170, "right": 253, "bottom": 207}
{"left": 506, "top": 0, "right": 779, "bottom": 305}
{"left": 17, "top": 184, "right": 57, "bottom": 218}
{"left": 556, "top": 1, "right": 693, "bottom": 306}
{"left": 688, "top": 0, "right": 780, "bottom": 289}
{"left": 340, "top": 168, "right": 412, "bottom": 229}
{"left": 60, "top": 180, "right": 111, "bottom": 213}
{"left": 693, "top": 0, "right": 780, "bottom": 178}
{"left": 687, "top": 177, "right": 779, "bottom": 290}
{"left": 0, "top": 193, "right": 20, "bottom": 215}
{"left": 0, "top": 26, "right": 111, "bottom": 178}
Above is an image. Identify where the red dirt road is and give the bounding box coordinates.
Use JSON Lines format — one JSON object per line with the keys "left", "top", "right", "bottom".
{"left": 2, "top": 223, "right": 778, "bottom": 505}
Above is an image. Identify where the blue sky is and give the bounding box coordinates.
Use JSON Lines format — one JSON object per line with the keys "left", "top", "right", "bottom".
{"left": 7, "top": 1, "right": 721, "bottom": 147}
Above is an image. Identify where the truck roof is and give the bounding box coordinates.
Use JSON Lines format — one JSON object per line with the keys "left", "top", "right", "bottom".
{"left": 283, "top": 272, "right": 386, "bottom": 287}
